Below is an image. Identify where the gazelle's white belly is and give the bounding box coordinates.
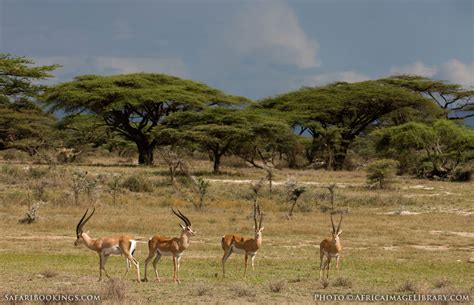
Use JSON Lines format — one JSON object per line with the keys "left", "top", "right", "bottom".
{"left": 231, "top": 247, "right": 256, "bottom": 256}
{"left": 323, "top": 251, "right": 339, "bottom": 258}
{"left": 103, "top": 246, "right": 122, "bottom": 256}
{"left": 157, "top": 249, "right": 183, "bottom": 257}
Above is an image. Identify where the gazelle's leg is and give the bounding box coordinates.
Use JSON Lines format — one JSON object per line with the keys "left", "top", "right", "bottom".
{"left": 99, "top": 254, "right": 111, "bottom": 280}
{"left": 326, "top": 257, "right": 331, "bottom": 279}
{"left": 222, "top": 248, "right": 232, "bottom": 278}
{"left": 176, "top": 256, "right": 182, "bottom": 283}
{"left": 98, "top": 254, "right": 103, "bottom": 281}
{"left": 251, "top": 255, "right": 256, "bottom": 272}
{"left": 336, "top": 255, "right": 340, "bottom": 270}
{"left": 123, "top": 258, "right": 130, "bottom": 277}
{"left": 244, "top": 254, "right": 249, "bottom": 278}
{"left": 152, "top": 254, "right": 162, "bottom": 282}
{"left": 143, "top": 252, "right": 155, "bottom": 282}
{"left": 172, "top": 256, "right": 178, "bottom": 283}
{"left": 123, "top": 253, "right": 140, "bottom": 283}
{"left": 319, "top": 251, "right": 324, "bottom": 280}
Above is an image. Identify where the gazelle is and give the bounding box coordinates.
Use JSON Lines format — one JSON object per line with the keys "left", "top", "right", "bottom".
{"left": 74, "top": 207, "right": 141, "bottom": 282}
{"left": 319, "top": 212, "right": 343, "bottom": 279}
{"left": 221, "top": 204, "right": 264, "bottom": 278}
{"left": 143, "top": 209, "right": 195, "bottom": 283}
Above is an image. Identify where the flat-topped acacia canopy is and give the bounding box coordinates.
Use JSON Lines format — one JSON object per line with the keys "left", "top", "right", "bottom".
{"left": 43, "top": 73, "right": 249, "bottom": 165}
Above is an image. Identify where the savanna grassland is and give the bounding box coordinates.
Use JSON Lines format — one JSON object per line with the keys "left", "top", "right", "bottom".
{"left": 0, "top": 157, "right": 473, "bottom": 304}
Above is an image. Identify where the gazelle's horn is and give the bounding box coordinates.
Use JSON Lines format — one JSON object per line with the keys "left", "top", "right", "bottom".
{"left": 336, "top": 213, "right": 343, "bottom": 233}
{"left": 178, "top": 209, "right": 191, "bottom": 226}
{"left": 330, "top": 213, "right": 336, "bottom": 233}
{"left": 76, "top": 209, "right": 89, "bottom": 236}
{"left": 253, "top": 204, "right": 258, "bottom": 230}
{"left": 172, "top": 208, "right": 190, "bottom": 226}
{"left": 77, "top": 207, "right": 95, "bottom": 235}
{"left": 258, "top": 206, "right": 263, "bottom": 229}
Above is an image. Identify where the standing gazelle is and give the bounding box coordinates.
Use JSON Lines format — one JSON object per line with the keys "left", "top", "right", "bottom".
{"left": 221, "top": 204, "right": 264, "bottom": 278}
{"left": 319, "top": 212, "right": 343, "bottom": 279}
{"left": 143, "top": 209, "right": 195, "bottom": 283}
{"left": 74, "top": 207, "right": 141, "bottom": 282}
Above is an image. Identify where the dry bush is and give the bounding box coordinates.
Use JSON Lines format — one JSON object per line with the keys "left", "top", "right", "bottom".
{"left": 194, "top": 283, "right": 214, "bottom": 296}
{"left": 333, "top": 276, "right": 352, "bottom": 288}
{"left": 397, "top": 280, "right": 418, "bottom": 293}
{"left": 102, "top": 278, "right": 127, "bottom": 302}
{"left": 434, "top": 278, "right": 451, "bottom": 289}
{"left": 232, "top": 282, "right": 256, "bottom": 298}
{"left": 121, "top": 175, "right": 153, "bottom": 193}
{"left": 268, "top": 279, "right": 287, "bottom": 293}
{"left": 38, "top": 270, "right": 58, "bottom": 278}
{"left": 320, "top": 278, "right": 330, "bottom": 289}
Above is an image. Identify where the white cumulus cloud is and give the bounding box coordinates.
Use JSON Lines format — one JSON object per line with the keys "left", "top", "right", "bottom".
{"left": 228, "top": 0, "right": 319, "bottom": 69}
{"left": 389, "top": 61, "right": 438, "bottom": 77}
{"left": 441, "top": 59, "right": 474, "bottom": 88}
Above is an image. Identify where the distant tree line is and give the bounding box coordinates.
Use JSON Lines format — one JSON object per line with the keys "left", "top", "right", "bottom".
{"left": 1, "top": 53, "right": 474, "bottom": 180}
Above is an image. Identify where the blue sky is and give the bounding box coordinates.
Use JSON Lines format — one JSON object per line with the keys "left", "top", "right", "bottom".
{"left": 1, "top": 0, "right": 473, "bottom": 100}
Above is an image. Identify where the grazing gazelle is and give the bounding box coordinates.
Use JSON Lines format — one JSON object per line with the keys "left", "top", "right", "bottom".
{"left": 319, "top": 212, "right": 343, "bottom": 279}
{"left": 221, "top": 204, "right": 264, "bottom": 278}
{"left": 74, "top": 207, "right": 141, "bottom": 282}
{"left": 143, "top": 209, "right": 195, "bottom": 283}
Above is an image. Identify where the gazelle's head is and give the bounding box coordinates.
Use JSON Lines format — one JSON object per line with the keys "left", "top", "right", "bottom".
{"left": 254, "top": 204, "right": 264, "bottom": 239}
{"left": 75, "top": 207, "right": 95, "bottom": 246}
{"left": 330, "top": 212, "right": 343, "bottom": 244}
{"left": 172, "top": 208, "right": 195, "bottom": 237}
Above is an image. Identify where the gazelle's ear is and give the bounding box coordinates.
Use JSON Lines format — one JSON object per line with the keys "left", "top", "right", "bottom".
{"left": 337, "top": 230, "right": 342, "bottom": 235}
{"left": 260, "top": 226, "right": 265, "bottom": 231}
{"left": 85, "top": 230, "right": 90, "bottom": 235}
{"left": 179, "top": 224, "right": 185, "bottom": 230}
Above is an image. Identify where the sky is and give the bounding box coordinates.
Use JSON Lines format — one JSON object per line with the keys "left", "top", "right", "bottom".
{"left": 1, "top": 0, "right": 473, "bottom": 100}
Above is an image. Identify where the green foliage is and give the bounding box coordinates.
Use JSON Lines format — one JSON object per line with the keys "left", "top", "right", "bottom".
{"left": 0, "top": 54, "right": 58, "bottom": 155}
{"left": 255, "top": 80, "right": 437, "bottom": 169}
{"left": 121, "top": 175, "right": 153, "bottom": 193}
{"left": 372, "top": 120, "right": 474, "bottom": 180}
{"left": 43, "top": 73, "right": 249, "bottom": 165}
{"left": 382, "top": 75, "right": 474, "bottom": 120}
{"left": 158, "top": 107, "right": 294, "bottom": 173}
{"left": 366, "top": 159, "right": 399, "bottom": 189}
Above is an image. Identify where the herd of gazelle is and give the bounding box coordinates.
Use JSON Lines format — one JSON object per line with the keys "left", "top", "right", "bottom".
{"left": 74, "top": 204, "right": 343, "bottom": 283}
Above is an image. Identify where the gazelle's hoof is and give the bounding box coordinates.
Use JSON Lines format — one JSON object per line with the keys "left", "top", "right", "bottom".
{"left": 142, "top": 278, "right": 148, "bottom": 282}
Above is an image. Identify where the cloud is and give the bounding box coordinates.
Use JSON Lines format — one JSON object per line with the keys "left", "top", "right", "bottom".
{"left": 389, "top": 61, "right": 438, "bottom": 77}
{"left": 441, "top": 59, "right": 473, "bottom": 88}
{"left": 302, "top": 71, "right": 370, "bottom": 86}
{"left": 228, "top": 1, "right": 319, "bottom": 69}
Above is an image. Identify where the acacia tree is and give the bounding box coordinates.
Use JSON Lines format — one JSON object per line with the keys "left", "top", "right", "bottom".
{"left": 372, "top": 120, "right": 474, "bottom": 179}
{"left": 0, "top": 54, "right": 59, "bottom": 154}
{"left": 382, "top": 75, "right": 474, "bottom": 120}
{"left": 158, "top": 107, "right": 296, "bottom": 173}
{"left": 157, "top": 107, "right": 252, "bottom": 173}
{"left": 43, "top": 73, "right": 247, "bottom": 165}
{"left": 254, "top": 80, "right": 438, "bottom": 170}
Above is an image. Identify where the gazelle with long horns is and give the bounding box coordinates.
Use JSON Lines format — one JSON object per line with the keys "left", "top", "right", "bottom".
{"left": 74, "top": 207, "right": 141, "bottom": 282}
{"left": 143, "top": 209, "right": 195, "bottom": 283}
{"left": 319, "top": 212, "right": 343, "bottom": 279}
{"left": 221, "top": 204, "right": 264, "bottom": 278}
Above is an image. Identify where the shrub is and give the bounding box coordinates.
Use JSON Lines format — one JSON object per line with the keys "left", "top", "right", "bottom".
{"left": 102, "top": 278, "right": 127, "bottom": 302}
{"left": 366, "top": 159, "right": 399, "bottom": 189}
{"left": 122, "top": 175, "right": 153, "bottom": 193}
{"left": 268, "top": 279, "right": 287, "bottom": 293}
{"left": 232, "top": 282, "right": 256, "bottom": 298}
{"left": 333, "top": 276, "right": 352, "bottom": 288}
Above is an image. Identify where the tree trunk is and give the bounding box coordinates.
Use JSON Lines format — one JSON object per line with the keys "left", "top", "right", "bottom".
{"left": 213, "top": 151, "right": 221, "bottom": 174}
{"left": 137, "top": 144, "right": 154, "bottom": 165}
{"left": 332, "top": 142, "right": 350, "bottom": 171}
